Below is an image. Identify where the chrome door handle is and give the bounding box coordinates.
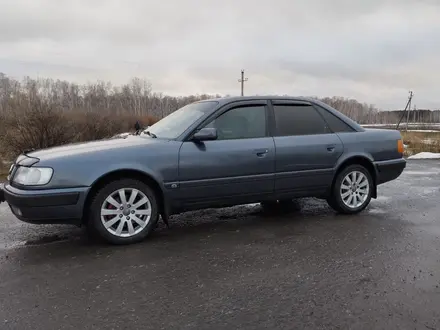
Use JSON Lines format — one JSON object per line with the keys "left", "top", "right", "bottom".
{"left": 326, "top": 145, "right": 335, "bottom": 152}
{"left": 253, "top": 149, "right": 269, "bottom": 157}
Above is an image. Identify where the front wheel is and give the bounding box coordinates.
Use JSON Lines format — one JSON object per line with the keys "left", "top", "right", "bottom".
{"left": 327, "top": 164, "right": 373, "bottom": 214}
{"left": 87, "top": 178, "right": 159, "bottom": 245}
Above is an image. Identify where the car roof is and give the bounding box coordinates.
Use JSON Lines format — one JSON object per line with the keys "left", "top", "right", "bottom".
{"left": 197, "top": 95, "right": 313, "bottom": 105}
{"left": 195, "top": 95, "right": 365, "bottom": 132}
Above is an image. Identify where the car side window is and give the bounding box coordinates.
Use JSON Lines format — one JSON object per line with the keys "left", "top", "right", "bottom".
{"left": 203, "top": 105, "right": 267, "bottom": 140}
{"left": 273, "top": 104, "right": 327, "bottom": 136}
{"left": 314, "top": 105, "right": 355, "bottom": 133}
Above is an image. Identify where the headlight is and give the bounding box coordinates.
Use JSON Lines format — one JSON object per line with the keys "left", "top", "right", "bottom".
{"left": 13, "top": 167, "right": 53, "bottom": 186}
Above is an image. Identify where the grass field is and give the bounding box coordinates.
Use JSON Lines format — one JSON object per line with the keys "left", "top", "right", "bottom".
{"left": 401, "top": 131, "right": 440, "bottom": 157}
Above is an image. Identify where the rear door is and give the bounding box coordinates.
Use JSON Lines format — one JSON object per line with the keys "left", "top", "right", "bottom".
{"left": 177, "top": 100, "right": 276, "bottom": 208}
{"left": 270, "top": 100, "right": 344, "bottom": 197}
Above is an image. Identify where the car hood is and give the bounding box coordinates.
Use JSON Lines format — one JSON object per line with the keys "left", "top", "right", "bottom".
{"left": 24, "top": 136, "right": 165, "bottom": 162}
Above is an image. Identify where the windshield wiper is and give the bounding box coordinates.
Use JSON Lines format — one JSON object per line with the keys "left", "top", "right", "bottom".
{"left": 145, "top": 131, "right": 157, "bottom": 138}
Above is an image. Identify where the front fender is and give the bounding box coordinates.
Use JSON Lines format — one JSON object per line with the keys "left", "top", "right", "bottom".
{"left": 86, "top": 162, "right": 165, "bottom": 190}
{"left": 83, "top": 162, "right": 172, "bottom": 218}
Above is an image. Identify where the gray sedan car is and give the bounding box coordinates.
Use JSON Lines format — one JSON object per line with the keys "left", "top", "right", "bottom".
{"left": 0, "top": 96, "right": 406, "bottom": 245}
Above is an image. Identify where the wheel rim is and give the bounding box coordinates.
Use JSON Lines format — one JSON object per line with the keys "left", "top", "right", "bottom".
{"left": 340, "top": 171, "right": 370, "bottom": 209}
{"left": 100, "top": 188, "right": 152, "bottom": 238}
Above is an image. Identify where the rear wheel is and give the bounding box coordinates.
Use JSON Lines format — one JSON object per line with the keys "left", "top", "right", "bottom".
{"left": 87, "top": 178, "right": 159, "bottom": 245}
{"left": 327, "top": 164, "right": 373, "bottom": 214}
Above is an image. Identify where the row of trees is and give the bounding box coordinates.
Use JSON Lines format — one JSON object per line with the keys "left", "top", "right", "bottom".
{"left": 378, "top": 109, "right": 440, "bottom": 124}
{"left": 1, "top": 73, "right": 438, "bottom": 124}
{"left": 0, "top": 73, "right": 220, "bottom": 119}
{"left": 319, "top": 97, "right": 440, "bottom": 124}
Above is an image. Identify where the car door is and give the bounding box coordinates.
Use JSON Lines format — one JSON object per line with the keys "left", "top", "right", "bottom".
{"left": 177, "top": 100, "right": 276, "bottom": 209}
{"left": 270, "top": 100, "right": 344, "bottom": 197}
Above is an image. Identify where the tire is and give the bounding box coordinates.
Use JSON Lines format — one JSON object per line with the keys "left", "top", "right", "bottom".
{"left": 327, "top": 164, "right": 373, "bottom": 214}
{"left": 87, "top": 178, "right": 159, "bottom": 245}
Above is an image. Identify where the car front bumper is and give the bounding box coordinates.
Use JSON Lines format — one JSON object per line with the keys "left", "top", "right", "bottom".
{"left": 374, "top": 158, "right": 406, "bottom": 185}
{"left": 0, "top": 184, "right": 5, "bottom": 204}
{"left": 1, "top": 183, "right": 89, "bottom": 225}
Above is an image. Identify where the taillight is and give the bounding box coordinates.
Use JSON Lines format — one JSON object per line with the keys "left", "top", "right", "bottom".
{"left": 397, "top": 139, "right": 404, "bottom": 154}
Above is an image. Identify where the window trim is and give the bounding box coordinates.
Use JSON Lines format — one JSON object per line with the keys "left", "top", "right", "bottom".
{"left": 183, "top": 100, "right": 270, "bottom": 141}
{"left": 269, "top": 101, "right": 330, "bottom": 137}
{"left": 271, "top": 99, "right": 312, "bottom": 106}
{"left": 312, "top": 104, "right": 356, "bottom": 133}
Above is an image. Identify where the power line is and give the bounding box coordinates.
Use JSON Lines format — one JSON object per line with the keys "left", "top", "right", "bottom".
{"left": 238, "top": 69, "right": 248, "bottom": 96}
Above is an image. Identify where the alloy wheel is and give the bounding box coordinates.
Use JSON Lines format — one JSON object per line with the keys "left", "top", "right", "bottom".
{"left": 100, "top": 188, "right": 152, "bottom": 237}
{"left": 339, "top": 171, "right": 370, "bottom": 209}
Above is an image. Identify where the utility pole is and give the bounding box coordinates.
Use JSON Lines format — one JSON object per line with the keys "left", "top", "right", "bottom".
{"left": 238, "top": 69, "right": 248, "bottom": 96}
{"left": 405, "top": 91, "right": 413, "bottom": 131}
{"left": 396, "top": 90, "right": 414, "bottom": 130}
{"left": 413, "top": 104, "right": 417, "bottom": 124}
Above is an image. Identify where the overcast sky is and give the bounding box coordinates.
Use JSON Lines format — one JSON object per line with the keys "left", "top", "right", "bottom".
{"left": 0, "top": 0, "right": 438, "bottom": 109}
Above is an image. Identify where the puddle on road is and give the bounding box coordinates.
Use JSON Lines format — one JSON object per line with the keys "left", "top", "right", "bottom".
{"left": 25, "top": 234, "right": 71, "bottom": 246}
{"left": 0, "top": 234, "right": 73, "bottom": 252}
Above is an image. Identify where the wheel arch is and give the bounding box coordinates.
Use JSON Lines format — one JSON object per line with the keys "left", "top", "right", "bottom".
{"left": 82, "top": 169, "right": 166, "bottom": 224}
{"left": 332, "top": 155, "right": 377, "bottom": 198}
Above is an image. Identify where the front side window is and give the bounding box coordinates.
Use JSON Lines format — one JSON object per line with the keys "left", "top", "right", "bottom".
{"left": 147, "top": 101, "right": 218, "bottom": 139}
{"left": 203, "top": 105, "right": 267, "bottom": 140}
{"left": 273, "top": 104, "right": 327, "bottom": 136}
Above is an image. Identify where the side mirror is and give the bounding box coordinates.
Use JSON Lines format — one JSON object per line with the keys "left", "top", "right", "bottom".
{"left": 192, "top": 127, "right": 218, "bottom": 142}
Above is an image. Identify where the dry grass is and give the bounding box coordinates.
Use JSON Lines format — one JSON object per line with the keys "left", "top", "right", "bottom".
{"left": 400, "top": 131, "right": 440, "bottom": 157}
{"left": 0, "top": 106, "right": 157, "bottom": 162}
{"left": 0, "top": 109, "right": 156, "bottom": 181}
{"left": 0, "top": 159, "right": 10, "bottom": 182}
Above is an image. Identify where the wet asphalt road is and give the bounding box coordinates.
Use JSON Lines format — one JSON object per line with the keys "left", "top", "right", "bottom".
{"left": 1, "top": 160, "right": 440, "bottom": 330}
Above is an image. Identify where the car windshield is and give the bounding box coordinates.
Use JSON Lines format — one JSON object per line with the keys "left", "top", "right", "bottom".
{"left": 146, "top": 101, "right": 218, "bottom": 139}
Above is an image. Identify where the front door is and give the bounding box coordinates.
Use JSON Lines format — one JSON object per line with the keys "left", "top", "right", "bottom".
{"left": 177, "top": 101, "right": 276, "bottom": 209}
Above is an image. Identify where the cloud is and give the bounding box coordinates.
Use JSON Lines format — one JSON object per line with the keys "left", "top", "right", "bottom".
{"left": 0, "top": 0, "right": 439, "bottom": 109}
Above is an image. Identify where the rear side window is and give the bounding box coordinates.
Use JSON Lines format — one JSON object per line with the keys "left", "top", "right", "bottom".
{"left": 273, "top": 105, "right": 327, "bottom": 136}
{"left": 314, "top": 105, "right": 355, "bottom": 133}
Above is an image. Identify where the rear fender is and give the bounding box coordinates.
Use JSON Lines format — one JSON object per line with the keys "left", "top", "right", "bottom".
{"left": 333, "top": 152, "right": 378, "bottom": 199}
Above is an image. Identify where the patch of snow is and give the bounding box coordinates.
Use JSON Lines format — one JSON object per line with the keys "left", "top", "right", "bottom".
{"left": 245, "top": 203, "right": 260, "bottom": 208}
{"left": 408, "top": 152, "right": 440, "bottom": 160}
{"left": 362, "top": 123, "right": 440, "bottom": 128}
{"left": 112, "top": 132, "right": 132, "bottom": 139}
{"left": 405, "top": 170, "right": 440, "bottom": 175}
{"left": 408, "top": 130, "right": 440, "bottom": 133}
